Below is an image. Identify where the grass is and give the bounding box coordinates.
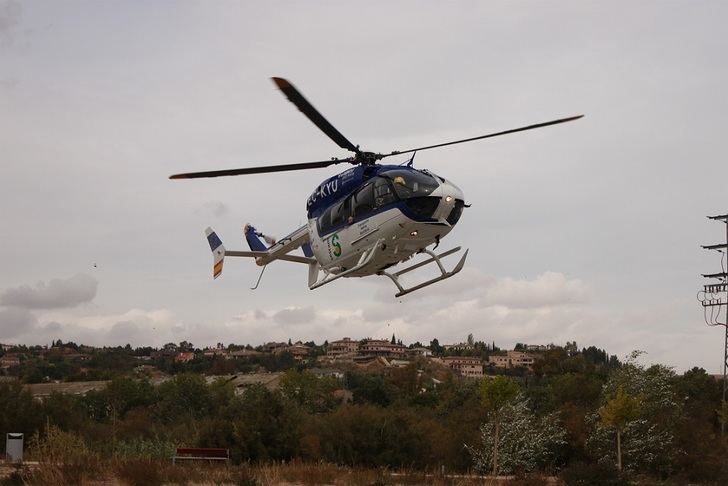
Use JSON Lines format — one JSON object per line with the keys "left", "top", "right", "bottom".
{"left": 14, "top": 459, "right": 559, "bottom": 485}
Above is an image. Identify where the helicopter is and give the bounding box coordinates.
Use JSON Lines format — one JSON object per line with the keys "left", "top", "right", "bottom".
{"left": 170, "top": 77, "right": 582, "bottom": 297}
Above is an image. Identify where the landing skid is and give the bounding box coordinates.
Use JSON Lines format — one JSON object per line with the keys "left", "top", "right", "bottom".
{"left": 309, "top": 238, "right": 384, "bottom": 291}
{"left": 378, "top": 247, "right": 468, "bottom": 298}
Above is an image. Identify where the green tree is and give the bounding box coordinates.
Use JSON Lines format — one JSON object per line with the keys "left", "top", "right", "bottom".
{"left": 467, "top": 394, "right": 566, "bottom": 475}
{"left": 280, "top": 369, "right": 338, "bottom": 414}
{"left": 154, "top": 373, "right": 212, "bottom": 422}
{"left": 479, "top": 376, "right": 520, "bottom": 474}
{"left": 231, "top": 384, "right": 301, "bottom": 461}
{"left": 599, "top": 386, "right": 642, "bottom": 471}
{"left": 587, "top": 351, "right": 679, "bottom": 475}
{"left": 0, "top": 382, "right": 43, "bottom": 453}
{"left": 347, "top": 372, "right": 392, "bottom": 407}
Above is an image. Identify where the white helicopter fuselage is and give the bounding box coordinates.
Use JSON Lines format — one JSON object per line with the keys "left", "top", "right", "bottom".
{"left": 308, "top": 178, "right": 465, "bottom": 278}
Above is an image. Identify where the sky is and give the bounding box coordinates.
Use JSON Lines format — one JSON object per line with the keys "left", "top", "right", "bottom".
{"left": 2, "top": 1, "right": 727, "bottom": 372}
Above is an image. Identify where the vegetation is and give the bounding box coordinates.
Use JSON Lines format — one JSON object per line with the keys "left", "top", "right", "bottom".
{"left": 1, "top": 341, "right": 727, "bottom": 484}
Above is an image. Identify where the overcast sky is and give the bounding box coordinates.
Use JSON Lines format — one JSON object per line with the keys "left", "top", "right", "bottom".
{"left": 2, "top": 1, "right": 727, "bottom": 372}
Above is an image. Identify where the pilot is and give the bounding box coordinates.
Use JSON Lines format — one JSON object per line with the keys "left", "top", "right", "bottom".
{"left": 393, "top": 175, "right": 406, "bottom": 186}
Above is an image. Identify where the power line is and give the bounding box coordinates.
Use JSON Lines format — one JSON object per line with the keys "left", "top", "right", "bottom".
{"left": 698, "top": 213, "right": 728, "bottom": 436}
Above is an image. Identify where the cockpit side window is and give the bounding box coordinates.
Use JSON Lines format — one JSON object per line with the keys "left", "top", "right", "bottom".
{"left": 374, "top": 177, "right": 397, "bottom": 208}
{"left": 383, "top": 170, "right": 439, "bottom": 199}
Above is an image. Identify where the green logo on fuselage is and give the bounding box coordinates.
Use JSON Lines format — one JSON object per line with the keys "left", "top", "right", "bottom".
{"left": 331, "top": 233, "right": 342, "bottom": 258}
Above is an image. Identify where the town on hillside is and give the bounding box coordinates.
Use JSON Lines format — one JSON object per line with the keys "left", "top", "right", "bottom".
{"left": 0, "top": 336, "right": 619, "bottom": 399}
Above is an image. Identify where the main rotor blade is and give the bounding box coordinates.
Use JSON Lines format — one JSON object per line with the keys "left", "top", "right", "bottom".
{"left": 169, "top": 158, "right": 352, "bottom": 179}
{"left": 272, "top": 77, "right": 359, "bottom": 153}
{"left": 381, "top": 115, "right": 584, "bottom": 158}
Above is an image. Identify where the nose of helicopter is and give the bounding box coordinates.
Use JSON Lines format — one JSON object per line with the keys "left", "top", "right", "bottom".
{"left": 431, "top": 179, "right": 465, "bottom": 225}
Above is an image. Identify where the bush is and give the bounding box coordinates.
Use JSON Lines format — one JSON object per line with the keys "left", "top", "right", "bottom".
{"left": 114, "top": 459, "right": 165, "bottom": 486}
{"left": 114, "top": 438, "right": 176, "bottom": 460}
{"left": 24, "top": 425, "right": 103, "bottom": 485}
{"left": 0, "top": 470, "right": 24, "bottom": 486}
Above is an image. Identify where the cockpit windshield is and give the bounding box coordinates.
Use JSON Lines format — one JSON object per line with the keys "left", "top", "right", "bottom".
{"left": 382, "top": 169, "right": 439, "bottom": 199}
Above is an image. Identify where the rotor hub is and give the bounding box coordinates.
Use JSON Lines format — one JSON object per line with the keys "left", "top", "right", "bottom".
{"left": 356, "top": 151, "right": 381, "bottom": 166}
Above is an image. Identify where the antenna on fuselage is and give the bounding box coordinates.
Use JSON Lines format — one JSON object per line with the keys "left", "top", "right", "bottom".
{"left": 406, "top": 151, "right": 416, "bottom": 167}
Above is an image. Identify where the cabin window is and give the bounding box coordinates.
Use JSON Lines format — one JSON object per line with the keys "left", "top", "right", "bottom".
{"left": 318, "top": 197, "right": 353, "bottom": 234}
{"left": 330, "top": 200, "right": 350, "bottom": 228}
{"left": 352, "top": 183, "right": 375, "bottom": 218}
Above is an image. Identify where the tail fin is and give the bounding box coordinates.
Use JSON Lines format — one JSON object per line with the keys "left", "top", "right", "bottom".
{"left": 244, "top": 224, "right": 270, "bottom": 251}
{"left": 205, "top": 227, "right": 225, "bottom": 279}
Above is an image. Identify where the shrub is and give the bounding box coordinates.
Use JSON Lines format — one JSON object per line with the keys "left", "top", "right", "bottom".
{"left": 24, "top": 424, "right": 103, "bottom": 485}
{"left": 114, "top": 459, "right": 165, "bottom": 486}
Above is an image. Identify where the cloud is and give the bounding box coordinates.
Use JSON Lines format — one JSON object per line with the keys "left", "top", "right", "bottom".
{"left": 0, "top": 274, "right": 98, "bottom": 309}
{"left": 27, "top": 308, "right": 179, "bottom": 347}
{"left": 108, "top": 321, "right": 140, "bottom": 342}
{"left": 199, "top": 202, "right": 229, "bottom": 217}
{"left": 273, "top": 306, "right": 316, "bottom": 325}
{"left": 44, "top": 321, "right": 62, "bottom": 332}
{"left": 0, "top": 306, "right": 36, "bottom": 338}
{"left": 479, "top": 272, "right": 590, "bottom": 309}
{"left": 0, "top": 0, "right": 22, "bottom": 46}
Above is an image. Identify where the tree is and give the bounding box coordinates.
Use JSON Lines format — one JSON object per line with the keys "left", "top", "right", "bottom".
{"left": 347, "top": 372, "right": 392, "bottom": 407}
{"left": 599, "top": 386, "right": 642, "bottom": 471}
{"left": 478, "top": 376, "right": 520, "bottom": 474}
{"left": 467, "top": 394, "right": 565, "bottom": 475}
{"left": 154, "top": 373, "right": 212, "bottom": 422}
{"left": 279, "top": 369, "right": 338, "bottom": 414}
{"left": 587, "top": 351, "right": 679, "bottom": 475}
{"left": 391, "top": 333, "right": 396, "bottom": 345}
{"left": 467, "top": 334, "right": 474, "bottom": 346}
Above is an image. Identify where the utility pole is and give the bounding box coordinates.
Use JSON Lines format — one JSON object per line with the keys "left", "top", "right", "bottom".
{"left": 698, "top": 213, "right": 728, "bottom": 436}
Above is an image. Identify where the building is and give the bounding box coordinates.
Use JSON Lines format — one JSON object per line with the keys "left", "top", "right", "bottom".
{"left": 488, "top": 350, "right": 536, "bottom": 370}
{"left": 443, "top": 342, "right": 474, "bottom": 352}
{"left": 441, "top": 356, "right": 483, "bottom": 378}
{"left": 283, "top": 342, "right": 311, "bottom": 362}
{"left": 327, "top": 338, "right": 359, "bottom": 359}
{"left": 358, "top": 339, "right": 407, "bottom": 359}
{"left": 212, "top": 373, "right": 282, "bottom": 395}
{"left": 407, "top": 347, "right": 432, "bottom": 358}
{"left": 525, "top": 344, "right": 556, "bottom": 352}
{"left": 174, "top": 352, "right": 195, "bottom": 363}
{"left": 309, "top": 368, "right": 345, "bottom": 380}
{"left": 24, "top": 381, "right": 111, "bottom": 401}
{"left": 263, "top": 342, "right": 288, "bottom": 354}
{"left": 229, "top": 349, "right": 262, "bottom": 358}
{"left": 203, "top": 348, "right": 229, "bottom": 358}
{"left": 162, "top": 343, "right": 179, "bottom": 354}
{"left": 0, "top": 354, "right": 21, "bottom": 369}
